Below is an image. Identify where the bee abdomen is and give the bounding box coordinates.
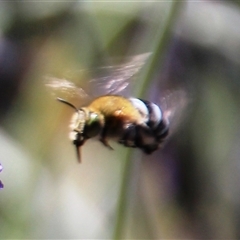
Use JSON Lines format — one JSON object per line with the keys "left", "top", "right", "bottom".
{"left": 119, "top": 98, "right": 170, "bottom": 154}
{"left": 129, "top": 98, "right": 162, "bottom": 128}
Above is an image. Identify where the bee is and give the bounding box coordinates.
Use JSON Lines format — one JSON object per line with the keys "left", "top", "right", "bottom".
{"left": 45, "top": 53, "right": 186, "bottom": 162}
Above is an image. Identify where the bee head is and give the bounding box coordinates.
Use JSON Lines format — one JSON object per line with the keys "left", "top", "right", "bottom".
{"left": 57, "top": 98, "right": 101, "bottom": 163}
{"left": 57, "top": 97, "right": 85, "bottom": 162}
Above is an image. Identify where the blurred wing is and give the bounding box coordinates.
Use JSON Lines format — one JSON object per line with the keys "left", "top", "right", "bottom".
{"left": 44, "top": 52, "right": 151, "bottom": 104}
{"left": 44, "top": 76, "right": 89, "bottom": 103}
{"left": 160, "top": 89, "right": 189, "bottom": 135}
{"left": 89, "top": 52, "right": 151, "bottom": 96}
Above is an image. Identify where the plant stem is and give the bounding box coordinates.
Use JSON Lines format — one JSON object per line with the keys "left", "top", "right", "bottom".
{"left": 113, "top": 2, "right": 183, "bottom": 239}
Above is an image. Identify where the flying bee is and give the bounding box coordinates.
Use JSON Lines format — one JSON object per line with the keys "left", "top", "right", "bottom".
{"left": 45, "top": 53, "right": 187, "bottom": 162}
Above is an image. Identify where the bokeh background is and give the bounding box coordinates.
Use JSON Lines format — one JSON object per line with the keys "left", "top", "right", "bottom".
{"left": 1, "top": 1, "right": 240, "bottom": 239}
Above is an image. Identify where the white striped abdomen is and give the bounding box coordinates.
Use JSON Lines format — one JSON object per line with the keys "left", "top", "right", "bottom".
{"left": 118, "top": 97, "right": 169, "bottom": 154}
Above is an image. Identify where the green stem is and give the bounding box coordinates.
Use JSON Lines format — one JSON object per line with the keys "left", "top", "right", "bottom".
{"left": 112, "top": 149, "right": 135, "bottom": 238}
{"left": 113, "top": 2, "right": 183, "bottom": 239}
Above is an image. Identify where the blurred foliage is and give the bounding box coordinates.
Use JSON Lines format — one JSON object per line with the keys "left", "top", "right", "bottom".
{"left": 1, "top": 1, "right": 240, "bottom": 239}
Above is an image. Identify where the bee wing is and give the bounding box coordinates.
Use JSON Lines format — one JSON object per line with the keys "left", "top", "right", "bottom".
{"left": 89, "top": 52, "right": 151, "bottom": 96}
{"left": 44, "top": 76, "right": 90, "bottom": 105}
{"left": 44, "top": 53, "right": 151, "bottom": 105}
{"left": 160, "top": 89, "right": 189, "bottom": 135}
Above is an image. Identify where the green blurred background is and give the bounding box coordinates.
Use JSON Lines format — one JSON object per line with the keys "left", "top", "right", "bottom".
{"left": 1, "top": 1, "right": 240, "bottom": 239}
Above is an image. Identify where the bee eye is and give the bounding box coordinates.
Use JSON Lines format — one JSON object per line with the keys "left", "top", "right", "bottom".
{"left": 85, "top": 112, "right": 101, "bottom": 138}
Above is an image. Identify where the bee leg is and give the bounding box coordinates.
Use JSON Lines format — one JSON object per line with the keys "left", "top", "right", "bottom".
{"left": 100, "top": 138, "right": 114, "bottom": 150}
{"left": 100, "top": 127, "right": 114, "bottom": 150}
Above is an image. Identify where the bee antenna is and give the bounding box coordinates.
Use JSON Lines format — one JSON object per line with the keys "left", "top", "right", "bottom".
{"left": 57, "top": 97, "right": 78, "bottom": 112}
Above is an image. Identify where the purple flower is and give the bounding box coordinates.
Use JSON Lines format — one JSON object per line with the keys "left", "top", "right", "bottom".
{"left": 0, "top": 163, "right": 3, "bottom": 189}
